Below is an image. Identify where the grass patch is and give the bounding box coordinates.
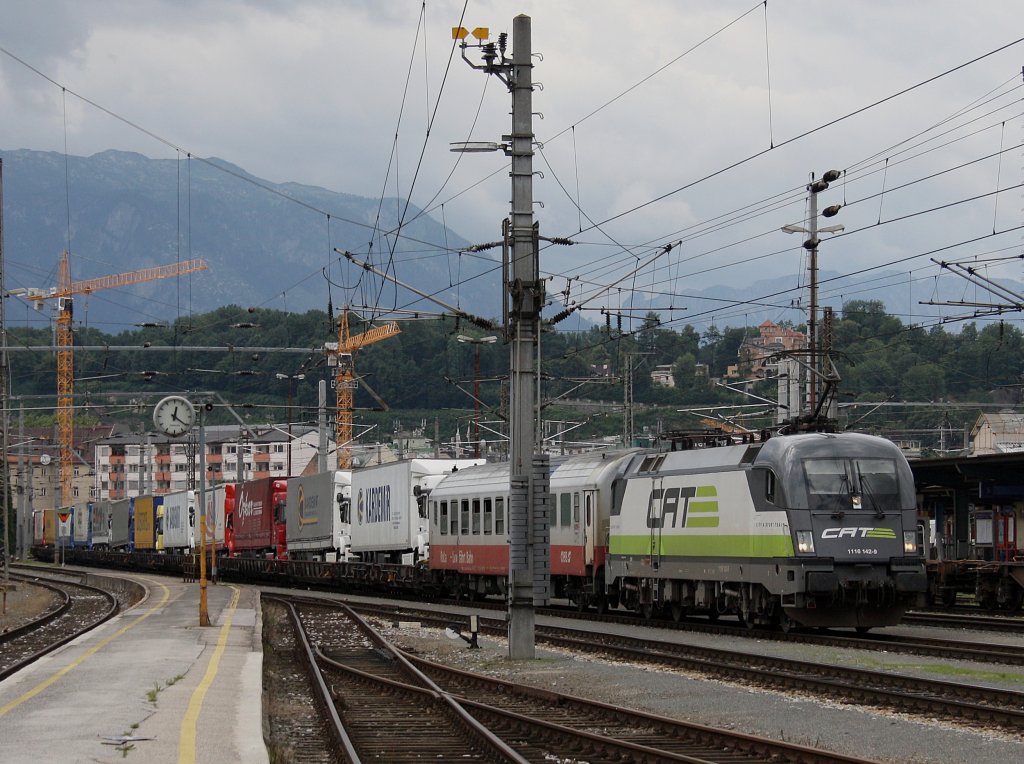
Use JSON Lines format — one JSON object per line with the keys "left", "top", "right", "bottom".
{"left": 862, "top": 658, "right": 1024, "bottom": 685}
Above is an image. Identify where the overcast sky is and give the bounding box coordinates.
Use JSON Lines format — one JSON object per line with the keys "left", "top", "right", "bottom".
{"left": 2, "top": 0, "right": 1023, "bottom": 333}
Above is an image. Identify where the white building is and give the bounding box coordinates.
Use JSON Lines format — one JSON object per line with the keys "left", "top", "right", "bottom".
{"left": 93, "top": 425, "right": 330, "bottom": 500}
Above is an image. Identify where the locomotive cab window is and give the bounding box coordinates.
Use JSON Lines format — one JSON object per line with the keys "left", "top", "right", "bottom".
{"left": 765, "top": 470, "right": 776, "bottom": 504}
{"left": 803, "top": 457, "right": 900, "bottom": 512}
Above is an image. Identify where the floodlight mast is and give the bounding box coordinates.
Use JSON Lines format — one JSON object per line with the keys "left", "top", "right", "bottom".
{"left": 781, "top": 169, "right": 843, "bottom": 424}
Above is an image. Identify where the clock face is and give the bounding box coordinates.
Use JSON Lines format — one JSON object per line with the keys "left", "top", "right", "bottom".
{"left": 153, "top": 396, "right": 195, "bottom": 437}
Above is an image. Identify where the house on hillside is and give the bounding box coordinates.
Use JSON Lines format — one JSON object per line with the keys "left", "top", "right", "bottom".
{"left": 737, "top": 320, "right": 807, "bottom": 379}
{"left": 970, "top": 412, "right": 1024, "bottom": 455}
{"left": 650, "top": 364, "right": 675, "bottom": 388}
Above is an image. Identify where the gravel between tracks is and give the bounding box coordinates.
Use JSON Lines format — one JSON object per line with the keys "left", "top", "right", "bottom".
{"left": 371, "top": 616, "right": 1024, "bottom": 764}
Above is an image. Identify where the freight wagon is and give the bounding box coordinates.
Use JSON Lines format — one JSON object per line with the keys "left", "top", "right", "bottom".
{"left": 132, "top": 495, "right": 161, "bottom": 551}
{"left": 72, "top": 504, "right": 91, "bottom": 548}
{"left": 228, "top": 478, "right": 287, "bottom": 557}
{"left": 32, "top": 508, "right": 57, "bottom": 547}
{"left": 161, "top": 490, "right": 195, "bottom": 553}
{"left": 286, "top": 471, "right": 352, "bottom": 560}
{"left": 91, "top": 501, "right": 112, "bottom": 548}
{"left": 351, "top": 458, "right": 484, "bottom": 564}
{"left": 109, "top": 498, "right": 132, "bottom": 550}
{"left": 199, "top": 485, "right": 227, "bottom": 550}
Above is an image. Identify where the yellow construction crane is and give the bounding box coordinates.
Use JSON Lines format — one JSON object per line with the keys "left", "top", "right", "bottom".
{"left": 326, "top": 309, "right": 400, "bottom": 468}
{"left": 23, "top": 250, "right": 209, "bottom": 514}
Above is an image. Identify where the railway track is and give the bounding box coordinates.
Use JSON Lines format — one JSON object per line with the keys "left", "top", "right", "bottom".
{"left": 339, "top": 600, "right": 1024, "bottom": 733}
{"left": 0, "top": 573, "right": 119, "bottom": 680}
{"left": 268, "top": 593, "right": 882, "bottom": 764}
{"left": 351, "top": 598, "right": 1024, "bottom": 668}
{"left": 903, "top": 610, "right": 1024, "bottom": 633}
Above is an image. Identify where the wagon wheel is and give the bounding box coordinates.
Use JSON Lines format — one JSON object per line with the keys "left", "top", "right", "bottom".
{"left": 1006, "top": 587, "right": 1024, "bottom": 612}
{"left": 978, "top": 590, "right": 998, "bottom": 611}
{"left": 639, "top": 601, "right": 655, "bottom": 620}
{"left": 594, "top": 595, "right": 608, "bottom": 615}
{"left": 669, "top": 602, "right": 685, "bottom": 623}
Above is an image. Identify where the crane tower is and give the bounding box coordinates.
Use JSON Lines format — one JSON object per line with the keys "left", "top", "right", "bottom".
{"left": 22, "top": 250, "right": 208, "bottom": 515}
{"left": 325, "top": 309, "right": 400, "bottom": 468}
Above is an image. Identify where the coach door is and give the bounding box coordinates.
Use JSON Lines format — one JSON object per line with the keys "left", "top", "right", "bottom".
{"left": 583, "top": 489, "right": 596, "bottom": 566}
{"left": 649, "top": 477, "right": 663, "bottom": 570}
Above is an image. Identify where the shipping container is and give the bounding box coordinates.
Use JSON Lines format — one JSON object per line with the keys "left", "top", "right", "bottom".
{"left": 91, "top": 501, "right": 112, "bottom": 548}
{"left": 162, "top": 490, "right": 195, "bottom": 552}
{"left": 350, "top": 458, "right": 484, "bottom": 563}
{"left": 109, "top": 498, "right": 132, "bottom": 549}
{"left": 230, "top": 478, "right": 287, "bottom": 556}
{"left": 286, "top": 471, "right": 351, "bottom": 559}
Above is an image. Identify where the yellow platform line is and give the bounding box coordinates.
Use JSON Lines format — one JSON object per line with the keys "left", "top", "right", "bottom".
{"left": 0, "top": 580, "right": 172, "bottom": 718}
{"left": 178, "top": 584, "right": 241, "bottom": 764}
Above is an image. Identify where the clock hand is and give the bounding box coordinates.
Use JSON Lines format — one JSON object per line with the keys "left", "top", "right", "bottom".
{"left": 171, "top": 406, "right": 183, "bottom": 424}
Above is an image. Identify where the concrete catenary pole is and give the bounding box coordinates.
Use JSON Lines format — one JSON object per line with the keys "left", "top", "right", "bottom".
{"left": 506, "top": 14, "right": 549, "bottom": 660}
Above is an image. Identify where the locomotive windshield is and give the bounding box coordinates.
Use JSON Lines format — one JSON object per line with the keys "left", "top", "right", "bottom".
{"left": 804, "top": 457, "right": 900, "bottom": 513}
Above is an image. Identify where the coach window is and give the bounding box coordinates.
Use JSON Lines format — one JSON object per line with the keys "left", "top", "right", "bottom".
{"left": 450, "top": 501, "right": 459, "bottom": 536}
{"left": 573, "top": 492, "right": 580, "bottom": 524}
{"left": 560, "top": 493, "right": 572, "bottom": 527}
{"left": 472, "top": 498, "right": 481, "bottom": 535}
{"left": 438, "top": 501, "right": 448, "bottom": 536}
{"left": 484, "top": 498, "right": 493, "bottom": 535}
{"left": 495, "top": 496, "right": 505, "bottom": 535}
{"left": 461, "top": 499, "right": 470, "bottom": 535}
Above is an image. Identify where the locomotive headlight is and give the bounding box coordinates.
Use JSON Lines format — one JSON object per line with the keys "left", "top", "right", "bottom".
{"left": 796, "top": 530, "right": 815, "bottom": 554}
{"left": 903, "top": 531, "right": 918, "bottom": 554}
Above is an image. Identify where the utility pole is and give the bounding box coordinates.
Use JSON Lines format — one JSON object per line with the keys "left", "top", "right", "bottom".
{"left": 0, "top": 157, "right": 9, "bottom": 578}
{"left": 454, "top": 15, "right": 549, "bottom": 659}
{"left": 318, "top": 379, "right": 328, "bottom": 472}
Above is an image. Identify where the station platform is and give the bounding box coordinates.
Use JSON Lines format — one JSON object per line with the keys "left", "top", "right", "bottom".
{"left": 0, "top": 569, "right": 267, "bottom": 764}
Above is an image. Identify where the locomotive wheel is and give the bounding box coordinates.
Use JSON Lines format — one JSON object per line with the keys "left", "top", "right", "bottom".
{"left": 777, "top": 610, "right": 794, "bottom": 633}
{"left": 594, "top": 596, "right": 608, "bottom": 615}
{"left": 575, "top": 596, "right": 588, "bottom": 613}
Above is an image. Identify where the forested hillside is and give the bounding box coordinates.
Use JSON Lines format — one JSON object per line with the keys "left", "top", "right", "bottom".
{"left": 7, "top": 300, "right": 1020, "bottom": 450}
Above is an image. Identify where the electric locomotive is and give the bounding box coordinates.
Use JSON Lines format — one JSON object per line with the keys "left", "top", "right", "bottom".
{"left": 607, "top": 432, "right": 927, "bottom": 630}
